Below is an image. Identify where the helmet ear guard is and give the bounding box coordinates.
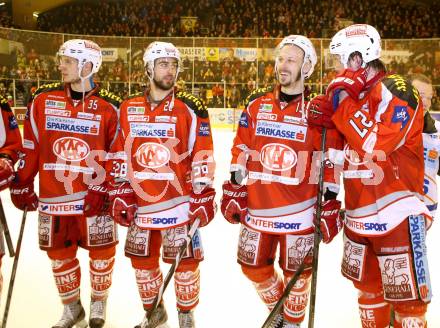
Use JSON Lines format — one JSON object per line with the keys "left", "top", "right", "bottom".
{"left": 330, "top": 24, "right": 381, "bottom": 68}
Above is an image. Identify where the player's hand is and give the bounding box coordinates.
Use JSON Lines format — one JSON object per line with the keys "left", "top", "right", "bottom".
{"left": 10, "top": 181, "right": 38, "bottom": 211}
{"left": 314, "top": 199, "right": 343, "bottom": 244}
{"left": 188, "top": 187, "right": 217, "bottom": 227}
{"left": 306, "top": 95, "right": 335, "bottom": 129}
{"left": 83, "top": 184, "right": 108, "bottom": 217}
{"left": 326, "top": 68, "right": 367, "bottom": 108}
{"left": 108, "top": 181, "right": 137, "bottom": 227}
{"left": 0, "top": 157, "right": 14, "bottom": 191}
{"left": 220, "top": 180, "right": 247, "bottom": 224}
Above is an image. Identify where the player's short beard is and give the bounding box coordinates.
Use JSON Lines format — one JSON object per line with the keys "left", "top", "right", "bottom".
{"left": 278, "top": 70, "right": 301, "bottom": 86}
{"left": 153, "top": 76, "right": 175, "bottom": 91}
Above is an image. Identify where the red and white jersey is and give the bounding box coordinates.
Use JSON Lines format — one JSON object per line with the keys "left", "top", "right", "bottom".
{"left": 331, "top": 74, "right": 430, "bottom": 236}
{"left": 109, "top": 89, "right": 215, "bottom": 230}
{"left": 0, "top": 95, "right": 22, "bottom": 163}
{"left": 16, "top": 82, "right": 121, "bottom": 216}
{"left": 230, "top": 85, "right": 340, "bottom": 235}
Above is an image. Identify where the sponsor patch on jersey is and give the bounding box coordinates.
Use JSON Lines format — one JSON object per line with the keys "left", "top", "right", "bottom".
{"left": 428, "top": 149, "right": 438, "bottom": 160}
{"left": 39, "top": 199, "right": 84, "bottom": 215}
{"left": 155, "top": 116, "right": 177, "bottom": 123}
{"left": 257, "top": 113, "right": 277, "bottom": 121}
{"left": 43, "top": 163, "right": 94, "bottom": 174}
{"left": 45, "top": 99, "right": 66, "bottom": 109}
{"left": 8, "top": 115, "right": 18, "bottom": 129}
{"left": 129, "top": 122, "right": 175, "bottom": 138}
{"left": 378, "top": 253, "right": 417, "bottom": 301}
{"left": 285, "top": 233, "right": 314, "bottom": 271}
{"left": 258, "top": 103, "right": 273, "bottom": 112}
{"left": 53, "top": 137, "right": 90, "bottom": 161}
{"left": 45, "top": 108, "right": 71, "bottom": 117}
{"left": 127, "top": 106, "right": 145, "bottom": 114}
{"left": 341, "top": 236, "right": 367, "bottom": 282}
{"left": 283, "top": 115, "right": 304, "bottom": 125}
{"left": 23, "top": 139, "right": 35, "bottom": 150}
{"left": 237, "top": 225, "right": 261, "bottom": 266}
{"left": 239, "top": 112, "right": 248, "bottom": 128}
{"left": 245, "top": 215, "right": 303, "bottom": 233}
{"left": 392, "top": 106, "right": 409, "bottom": 130}
{"left": 408, "top": 215, "right": 432, "bottom": 302}
{"left": 45, "top": 116, "right": 100, "bottom": 135}
{"left": 345, "top": 218, "right": 388, "bottom": 232}
{"left": 255, "top": 120, "right": 307, "bottom": 142}
{"left": 128, "top": 115, "right": 149, "bottom": 122}
{"left": 76, "top": 112, "right": 101, "bottom": 121}
{"left": 135, "top": 142, "right": 170, "bottom": 168}
{"left": 260, "top": 143, "right": 297, "bottom": 171}
{"left": 198, "top": 122, "right": 211, "bottom": 136}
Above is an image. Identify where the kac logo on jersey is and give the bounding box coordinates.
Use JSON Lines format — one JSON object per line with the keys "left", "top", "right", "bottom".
{"left": 198, "top": 122, "right": 211, "bottom": 136}
{"left": 392, "top": 106, "right": 409, "bottom": 130}
{"left": 135, "top": 142, "right": 170, "bottom": 168}
{"left": 343, "top": 144, "right": 367, "bottom": 166}
{"left": 53, "top": 137, "right": 90, "bottom": 161}
{"left": 260, "top": 143, "right": 297, "bottom": 171}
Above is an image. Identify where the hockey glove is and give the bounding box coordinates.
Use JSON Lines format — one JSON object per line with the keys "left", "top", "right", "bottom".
{"left": 326, "top": 68, "right": 367, "bottom": 108}
{"left": 314, "top": 199, "right": 343, "bottom": 244}
{"left": 306, "top": 95, "right": 335, "bottom": 129}
{"left": 10, "top": 181, "right": 38, "bottom": 211}
{"left": 83, "top": 184, "right": 108, "bottom": 217}
{"left": 108, "top": 181, "right": 137, "bottom": 227}
{"left": 0, "top": 157, "right": 14, "bottom": 191}
{"left": 188, "top": 187, "right": 217, "bottom": 227}
{"left": 220, "top": 181, "right": 247, "bottom": 224}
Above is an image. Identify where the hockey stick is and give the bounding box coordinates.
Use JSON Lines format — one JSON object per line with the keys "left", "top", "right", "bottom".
{"left": 0, "top": 199, "right": 15, "bottom": 257}
{"left": 2, "top": 207, "right": 27, "bottom": 328}
{"left": 307, "top": 128, "right": 327, "bottom": 328}
{"left": 146, "top": 217, "right": 201, "bottom": 323}
{"left": 261, "top": 128, "right": 328, "bottom": 328}
{"left": 261, "top": 245, "right": 314, "bottom": 328}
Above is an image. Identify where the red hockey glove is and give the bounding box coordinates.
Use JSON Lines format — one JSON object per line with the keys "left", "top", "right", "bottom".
{"left": 188, "top": 187, "right": 217, "bottom": 227}
{"left": 314, "top": 199, "right": 343, "bottom": 244}
{"left": 306, "top": 95, "right": 335, "bottom": 129}
{"left": 108, "top": 182, "right": 137, "bottom": 227}
{"left": 83, "top": 184, "right": 108, "bottom": 217}
{"left": 10, "top": 181, "right": 38, "bottom": 211}
{"left": 326, "top": 68, "right": 367, "bottom": 108}
{"left": 0, "top": 157, "right": 14, "bottom": 191}
{"left": 220, "top": 181, "right": 247, "bottom": 224}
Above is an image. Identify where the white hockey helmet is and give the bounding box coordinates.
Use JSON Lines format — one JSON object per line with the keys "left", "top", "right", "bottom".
{"left": 58, "top": 39, "right": 103, "bottom": 77}
{"left": 330, "top": 24, "right": 381, "bottom": 68}
{"left": 143, "top": 41, "right": 181, "bottom": 79}
{"left": 275, "top": 35, "right": 317, "bottom": 79}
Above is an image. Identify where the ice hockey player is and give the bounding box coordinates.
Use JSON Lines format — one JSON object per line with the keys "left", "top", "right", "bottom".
{"left": 220, "top": 35, "right": 343, "bottom": 328}
{"left": 10, "top": 39, "right": 121, "bottom": 328}
{"left": 0, "top": 94, "right": 22, "bottom": 295}
{"left": 106, "top": 41, "right": 216, "bottom": 328}
{"left": 307, "top": 24, "right": 432, "bottom": 328}
{"left": 410, "top": 74, "right": 439, "bottom": 218}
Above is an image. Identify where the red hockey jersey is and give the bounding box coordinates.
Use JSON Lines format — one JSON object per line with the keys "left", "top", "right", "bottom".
{"left": 230, "top": 85, "right": 341, "bottom": 235}
{"left": 17, "top": 83, "right": 121, "bottom": 216}
{"left": 331, "top": 74, "right": 430, "bottom": 236}
{"left": 108, "top": 89, "right": 215, "bottom": 230}
{"left": 0, "top": 95, "right": 22, "bottom": 163}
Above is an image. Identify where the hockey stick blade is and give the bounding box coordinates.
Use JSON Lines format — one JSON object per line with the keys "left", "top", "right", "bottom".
{"left": 261, "top": 245, "right": 314, "bottom": 328}
{"left": 0, "top": 198, "right": 15, "bottom": 257}
{"left": 2, "top": 207, "right": 27, "bottom": 328}
{"left": 146, "top": 217, "right": 201, "bottom": 324}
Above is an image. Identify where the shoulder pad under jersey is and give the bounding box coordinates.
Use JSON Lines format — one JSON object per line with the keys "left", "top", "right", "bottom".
{"left": 0, "top": 95, "right": 12, "bottom": 112}
{"left": 97, "top": 88, "right": 123, "bottom": 107}
{"left": 31, "top": 82, "right": 63, "bottom": 101}
{"left": 175, "top": 91, "right": 208, "bottom": 119}
{"left": 244, "top": 86, "right": 274, "bottom": 107}
{"left": 382, "top": 74, "right": 420, "bottom": 110}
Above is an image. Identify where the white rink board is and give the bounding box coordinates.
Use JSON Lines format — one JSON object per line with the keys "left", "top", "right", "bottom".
{"left": 0, "top": 129, "right": 438, "bottom": 327}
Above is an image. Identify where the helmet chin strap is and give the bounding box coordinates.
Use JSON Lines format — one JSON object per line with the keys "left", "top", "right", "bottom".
{"left": 78, "top": 63, "right": 94, "bottom": 112}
